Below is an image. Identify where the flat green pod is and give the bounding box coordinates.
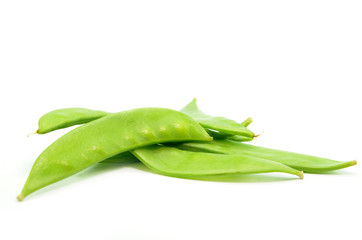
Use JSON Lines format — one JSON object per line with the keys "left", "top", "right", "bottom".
{"left": 37, "top": 108, "right": 108, "bottom": 134}
{"left": 102, "top": 122, "right": 253, "bottom": 165}
{"left": 100, "top": 115, "right": 254, "bottom": 164}
{"left": 180, "top": 99, "right": 255, "bottom": 139}
{"left": 179, "top": 140, "right": 357, "bottom": 173}
{"left": 18, "top": 108, "right": 212, "bottom": 200}
{"left": 131, "top": 145, "right": 303, "bottom": 179}
{"left": 34, "top": 100, "right": 255, "bottom": 138}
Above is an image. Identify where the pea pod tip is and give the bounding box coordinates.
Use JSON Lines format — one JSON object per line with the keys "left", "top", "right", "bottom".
{"left": 27, "top": 130, "right": 39, "bottom": 137}
{"left": 253, "top": 131, "right": 264, "bottom": 139}
{"left": 298, "top": 171, "right": 304, "bottom": 180}
{"left": 17, "top": 194, "right": 25, "bottom": 202}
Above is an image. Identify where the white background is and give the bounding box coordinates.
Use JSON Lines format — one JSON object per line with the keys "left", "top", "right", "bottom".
{"left": 1, "top": 1, "right": 361, "bottom": 239}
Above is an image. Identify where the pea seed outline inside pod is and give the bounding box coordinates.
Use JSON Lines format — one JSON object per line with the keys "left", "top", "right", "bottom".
{"left": 18, "top": 108, "right": 212, "bottom": 201}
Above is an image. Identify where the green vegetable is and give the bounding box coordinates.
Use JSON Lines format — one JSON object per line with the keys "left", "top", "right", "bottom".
{"left": 18, "top": 108, "right": 212, "bottom": 201}
{"left": 18, "top": 101, "right": 357, "bottom": 201}
{"left": 180, "top": 98, "right": 255, "bottom": 139}
{"left": 131, "top": 145, "right": 304, "bottom": 179}
{"left": 33, "top": 100, "right": 255, "bottom": 142}
{"left": 37, "top": 108, "right": 108, "bottom": 134}
{"left": 179, "top": 140, "right": 357, "bottom": 173}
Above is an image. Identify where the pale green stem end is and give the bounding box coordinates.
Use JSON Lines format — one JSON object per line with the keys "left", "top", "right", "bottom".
{"left": 17, "top": 194, "right": 25, "bottom": 202}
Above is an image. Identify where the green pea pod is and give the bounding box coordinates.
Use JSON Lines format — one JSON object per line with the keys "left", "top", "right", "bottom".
{"left": 18, "top": 108, "right": 212, "bottom": 201}
{"left": 227, "top": 117, "right": 254, "bottom": 141}
{"left": 34, "top": 103, "right": 253, "bottom": 138}
{"left": 102, "top": 126, "right": 254, "bottom": 165}
{"left": 205, "top": 115, "right": 254, "bottom": 142}
{"left": 180, "top": 99, "right": 255, "bottom": 139}
{"left": 37, "top": 108, "right": 108, "bottom": 134}
{"left": 131, "top": 145, "right": 303, "bottom": 179}
{"left": 179, "top": 140, "right": 357, "bottom": 173}
{"left": 101, "top": 116, "right": 254, "bottom": 165}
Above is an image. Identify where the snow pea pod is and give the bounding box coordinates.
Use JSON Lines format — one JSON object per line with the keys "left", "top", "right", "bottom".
{"left": 101, "top": 125, "right": 253, "bottom": 165}
{"left": 205, "top": 115, "right": 253, "bottom": 142}
{"left": 37, "top": 108, "right": 108, "bottom": 134}
{"left": 33, "top": 102, "right": 255, "bottom": 141}
{"left": 131, "top": 145, "right": 303, "bottom": 179}
{"left": 226, "top": 117, "right": 254, "bottom": 141}
{"left": 18, "top": 108, "right": 212, "bottom": 201}
{"left": 101, "top": 117, "right": 254, "bottom": 164}
{"left": 204, "top": 117, "right": 252, "bottom": 139}
{"left": 178, "top": 140, "right": 357, "bottom": 173}
{"left": 180, "top": 99, "right": 255, "bottom": 139}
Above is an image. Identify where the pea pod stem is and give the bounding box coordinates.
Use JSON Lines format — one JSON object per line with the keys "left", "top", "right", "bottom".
{"left": 27, "top": 131, "right": 38, "bottom": 137}
{"left": 253, "top": 131, "right": 263, "bottom": 139}
{"left": 241, "top": 117, "right": 253, "bottom": 127}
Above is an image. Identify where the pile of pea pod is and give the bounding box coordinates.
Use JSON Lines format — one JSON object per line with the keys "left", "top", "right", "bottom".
{"left": 17, "top": 99, "right": 357, "bottom": 201}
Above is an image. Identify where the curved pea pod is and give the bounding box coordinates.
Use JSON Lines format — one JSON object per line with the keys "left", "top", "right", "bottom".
{"left": 131, "top": 145, "right": 303, "bottom": 179}
{"left": 37, "top": 108, "right": 108, "bottom": 134}
{"left": 180, "top": 98, "right": 255, "bottom": 139}
{"left": 35, "top": 101, "right": 255, "bottom": 136}
{"left": 18, "top": 108, "right": 212, "bottom": 201}
{"left": 179, "top": 140, "right": 357, "bottom": 173}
